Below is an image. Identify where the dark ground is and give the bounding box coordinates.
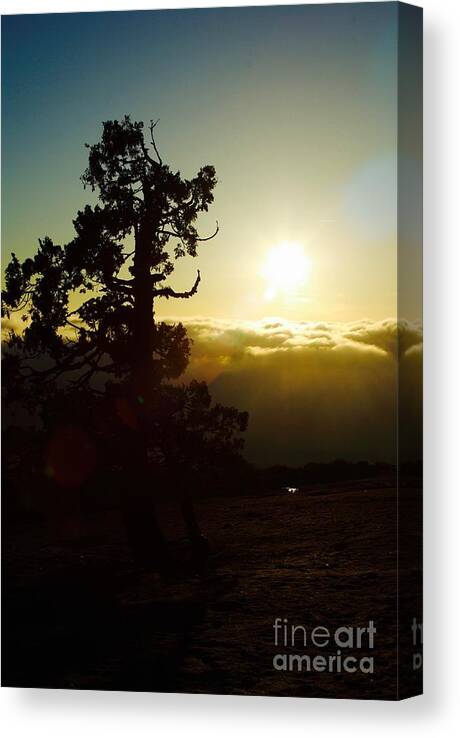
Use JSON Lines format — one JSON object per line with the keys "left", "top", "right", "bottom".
{"left": 2, "top": 480, "right": 422, "bottom": 699}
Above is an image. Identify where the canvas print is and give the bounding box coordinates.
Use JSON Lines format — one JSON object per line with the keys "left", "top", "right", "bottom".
{"left": 1, "top": 2, "right": 422, "bottom": 699}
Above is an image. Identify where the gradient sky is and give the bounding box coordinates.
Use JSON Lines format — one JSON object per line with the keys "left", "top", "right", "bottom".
{"left": 2, "top": 3, "right": 405, "bottom": 324}
{"left": 2, "top": 3, "right": 423, "bottom": 464}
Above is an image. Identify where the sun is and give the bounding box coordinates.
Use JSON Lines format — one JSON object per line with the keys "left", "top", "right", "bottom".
{"left": 262, "top": 241, "right": 311, "bottom": 299}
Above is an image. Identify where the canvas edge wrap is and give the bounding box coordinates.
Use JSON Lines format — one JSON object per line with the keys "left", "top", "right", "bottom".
{"left": 396, "top": 0, "right": 423, "bottom": 701}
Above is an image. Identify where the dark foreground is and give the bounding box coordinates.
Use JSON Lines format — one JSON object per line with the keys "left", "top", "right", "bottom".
{"left": 2, "top": 482, "right": 422, "bottom": 699}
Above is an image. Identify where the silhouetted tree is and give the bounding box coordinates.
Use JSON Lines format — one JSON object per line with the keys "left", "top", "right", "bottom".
{"left": 2, "top": 116, "right": 248, "bottom": 569}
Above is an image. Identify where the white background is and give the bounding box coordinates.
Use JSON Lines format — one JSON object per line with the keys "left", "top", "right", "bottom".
{"left": 1, "top": 0, "right": 459, "bottom": 735}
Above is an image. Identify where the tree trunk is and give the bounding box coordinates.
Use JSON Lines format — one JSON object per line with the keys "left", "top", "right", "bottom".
{"left": 132, "top": 228, "right": 155, "bottom": 402}
{"left": 120, "top": 226, "right": 171, "bottom": 570}
{"left": 120, "top": 432, "right": 170, "bottom": 570}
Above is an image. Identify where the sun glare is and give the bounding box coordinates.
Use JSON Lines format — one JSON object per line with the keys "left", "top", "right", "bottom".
{"left": 262, "top": 241, "right": 311, "bottom": 300}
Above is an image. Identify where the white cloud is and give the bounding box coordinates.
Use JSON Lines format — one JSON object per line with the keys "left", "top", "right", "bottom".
{"left": 168, "top": 316, "right": 422, "bottom": 466}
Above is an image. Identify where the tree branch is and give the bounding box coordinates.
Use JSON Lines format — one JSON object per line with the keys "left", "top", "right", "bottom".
{"left": 196, "top": 221, "right": 219, "bottom": 242}
{"left": 19, "top": 346, "right": 99, "bottom": 383}
{"left": 154, "top": 270, "right": 201, "bottom": 300}
{"left": 160, "top": 221, "right": 218, "bottom": 243}
{"left": 149, "top": 119, "right": 163, "bottom": 165}
{"left": 102, "top": 275, "right": 134, "bottom": 295}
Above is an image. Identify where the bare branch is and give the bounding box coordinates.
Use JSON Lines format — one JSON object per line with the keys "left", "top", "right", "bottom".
{"left": 160, "top": 221, "right": 218, "bottom": 243}
{"left": 149, "top": 119, "right": 163, "bottom": 165}
{"left": 196, "top": 221, "right": 219, "bottom": 242}
{"left": 154, "top": 270, "right": 201, "bottom": 300}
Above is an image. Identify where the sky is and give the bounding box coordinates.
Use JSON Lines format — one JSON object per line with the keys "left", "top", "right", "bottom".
{"left": 2, "top": 3, "right": 403, "bottom": 322}
{"left": 1, "top": 3, "right": 422, "bottom": 464}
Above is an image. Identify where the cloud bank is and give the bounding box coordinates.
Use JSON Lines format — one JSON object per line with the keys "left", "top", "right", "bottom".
{"left": 3, "top": 313, "right": 422, "bottom": 466}
{"left": 175, "top": 316, "right": 422, "bottom": 466}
